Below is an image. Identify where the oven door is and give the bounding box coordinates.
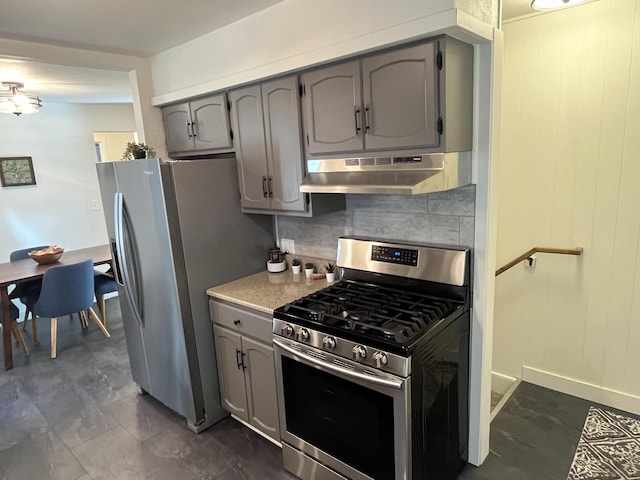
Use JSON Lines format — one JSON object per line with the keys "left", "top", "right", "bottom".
{"left": 273, "top": 337, "right": 411, "bottom": 480}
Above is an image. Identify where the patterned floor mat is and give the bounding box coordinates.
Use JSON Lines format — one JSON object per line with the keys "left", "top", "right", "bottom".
{"left": 567, "top": 407, "right": 640, "bottom": 480}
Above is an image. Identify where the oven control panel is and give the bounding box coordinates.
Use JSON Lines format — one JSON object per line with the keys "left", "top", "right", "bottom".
{"left": 371, "top": 245, "right": 418, "bottom": 266}
{"left": 273, "top": 319, "right": 410, "bottom": 377}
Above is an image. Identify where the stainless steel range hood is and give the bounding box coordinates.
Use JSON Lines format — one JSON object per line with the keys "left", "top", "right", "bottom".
{"left": 299, "top": 152, "right": 471, "bottom": 195}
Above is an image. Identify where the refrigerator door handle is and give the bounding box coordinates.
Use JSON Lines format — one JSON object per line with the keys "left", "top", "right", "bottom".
{"left": 110, "top": 240, "right": 124, "bottom": 286}
{"left": 114, "top": 192, "right": 144, "bottom": 328}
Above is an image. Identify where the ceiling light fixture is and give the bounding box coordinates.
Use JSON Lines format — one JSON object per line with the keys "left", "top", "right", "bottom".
{"left": 531, "top": 0, "right": 589, "bottom": 10}
{"left": 0, "top": 81, "right": 43, "bottom": 116}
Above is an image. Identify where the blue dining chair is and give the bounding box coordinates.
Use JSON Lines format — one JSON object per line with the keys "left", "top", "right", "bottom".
{"left": 24, "top": 259, "right": 110, "bottom": 358}
{"left": 94, "top": 269, "right": 117, "bottom": 326}
{"left": 9, "top": 245, "right": 48, "bottom": 341}
{"left": 1, "top": 299, "right": 29, "bottom": 355}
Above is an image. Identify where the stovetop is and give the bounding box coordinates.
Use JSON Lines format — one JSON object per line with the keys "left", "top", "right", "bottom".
{"left": 273, "top": 237, "right": 470, "bottom": 357}
{"left": 273, "top": 279, "right": 464, "bottom": 355}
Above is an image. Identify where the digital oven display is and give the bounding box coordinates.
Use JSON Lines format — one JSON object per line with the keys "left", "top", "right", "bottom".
{"left": 371, "top": 245, "right": 418, "bottom": 266}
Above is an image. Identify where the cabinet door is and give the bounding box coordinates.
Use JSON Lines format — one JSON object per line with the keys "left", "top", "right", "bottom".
{"left": 362, "top": 43, "right": 439, "bottom": 150}
{"left": 229, "top": 86, "right": 270, "bottom": 210}
{"left": 301, "top": 61, "right": 364, "bottom": 155}
{"left": 213, "top": 325, "right": 249, "bottom": 422}
{"left": 262, "top": 76, "right": 305, "bottom": 212}
{"left": 190, "top": 94, "right": 232, "bottom": 151}
{"left": 162, "top": 103, "right": 194, "bottom": 154}
{"left": 242, "top": 336, "right": 280, "bottom": 441}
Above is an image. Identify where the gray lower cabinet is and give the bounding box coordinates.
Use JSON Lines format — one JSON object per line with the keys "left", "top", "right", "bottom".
{"left": 301, "top": 41, "right": 439, "bottom": 155}
{"left": 229, "top": 75, "right": 305, "bottom": 214}
{"left": 211, "top": 301, "right": 280, "bottom": 441}
{"left": 162, "top": 93, "right": 232, "bottom": 156}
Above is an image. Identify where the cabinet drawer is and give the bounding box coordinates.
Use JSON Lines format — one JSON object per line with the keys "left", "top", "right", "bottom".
{"left": 210, "top": 300, "right": 272, "bottom": 343}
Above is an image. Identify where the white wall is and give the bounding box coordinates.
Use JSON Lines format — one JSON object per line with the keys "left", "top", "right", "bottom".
{"left": 0, "top": 103, "right": 136, "bottom": 260}
{"left": 149, "top": 0, "right": 495, "bottom": 105}
{"left": 495, "top": 0, "right": 640, "bottom": 414}
{"left": 0, "top": 39, "right": 167, "bottom": 160}
{"left": 93, "top": 131, "right": 136, "bottom": 162}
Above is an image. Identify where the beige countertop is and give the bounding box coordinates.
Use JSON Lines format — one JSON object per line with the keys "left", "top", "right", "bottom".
{"left": 206, "top": 270, "right": 332, "bottom": 314}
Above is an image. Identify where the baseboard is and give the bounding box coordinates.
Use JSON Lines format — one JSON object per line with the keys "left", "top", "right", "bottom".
{"left": 492, "top": 371, "right": 518, "bottom": 395}
{"left": 522, "top": 366, "right": 640, "bottom": 416}
{"left": 490, "top": 371, "right": 520, "bottom": 421}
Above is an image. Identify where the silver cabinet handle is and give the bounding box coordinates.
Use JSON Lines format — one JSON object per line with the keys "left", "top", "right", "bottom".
{"left": 268, "top": 177, "right": 273, "bottom": 198}
{"left": 191, "top": 120, "right": 198, "bottom": 138}
{"left": 186, "top": 121, "right": 192, "bottom": 138}
{"left": 262, "top": 176, "right": 268, "bottom": 198}
{"left": 354, "top": 106, "right": 361, "bottom": 136}
{"left": 364, "top": 105, "right": 371, "bottom": 133}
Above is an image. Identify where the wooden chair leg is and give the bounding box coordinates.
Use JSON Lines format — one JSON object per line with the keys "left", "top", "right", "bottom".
{"left": 19, "top": 308, "right": 39, "bottom": 345}
{"left": 32, "top": 313, "right": 39, "bottom": 345}
{"left": 97, "top": 294, "right": 107, "bottom": 326}
{"left": 78, "top": 311, "right": 88, "bottom": 329}
{"left": 51, "top": 317, "right": 57, "bottom": 359}
{"left": 11, "top": 320, "right": 29, "bottom": 356}
{"left": 88, "top": 307, "right": 111, "bottom": 338}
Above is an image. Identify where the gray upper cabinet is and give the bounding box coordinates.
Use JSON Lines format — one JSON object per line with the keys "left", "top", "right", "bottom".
{"left": 230, "top": 75, "right": 305, "bottom": 213}
{"left": 162, "top": 93, "right": 232, "bottom": 156}
{"left": 229, "top": 85, "right": 270, "bottom": 211}
{"left": 301, "top": 40, "right": 440, "bottom": 155}
{"left": 301, "top": 62, "right": 363, "bottom": 155}
{"left": 362, "top": 43, "right": 438, "bottom": 150}
{"left": 162, "top": 104, "right": 193, "bottom": 153}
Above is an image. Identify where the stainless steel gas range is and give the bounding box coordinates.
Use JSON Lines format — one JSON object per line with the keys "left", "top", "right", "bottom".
{"left": 273, "top": 237, "right": 471, "bottom": 480}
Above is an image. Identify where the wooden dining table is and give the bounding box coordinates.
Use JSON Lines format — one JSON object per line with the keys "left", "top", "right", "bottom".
{"left": 0, "top": 244, "right": 112, "bottom": 370}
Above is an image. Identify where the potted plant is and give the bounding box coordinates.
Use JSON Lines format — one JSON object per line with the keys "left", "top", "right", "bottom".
{"left": 121, "top": 142, "right": 156, "bottom": 160}
{"left": 291, "top": 258, "right": 301, "bottom": 275}
{"left": 325, "top": 263, "right": 336, "bottom": 282}
{"left": 304, "top": 262, "right": 315, "bottom": 278}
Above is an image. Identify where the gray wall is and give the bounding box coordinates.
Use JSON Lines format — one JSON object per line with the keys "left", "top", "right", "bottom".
{"left": 276, "top": 185, "right": 476, "bottom": 260}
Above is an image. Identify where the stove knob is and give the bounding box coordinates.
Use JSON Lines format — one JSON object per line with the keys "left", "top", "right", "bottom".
{"left": 297, "top": 328, "right": 310, "bottom": 342}
{"left": 352, "top": 345, "right": 367, "bottom": 360}
{"left": 281, "top": 324, "right": 295, "bottom": 338}
{"left": 322, "top": 336, "right": 336, "bottom": 350}
{"left": 372, "top": 351, "right": 388, "bottom": 368}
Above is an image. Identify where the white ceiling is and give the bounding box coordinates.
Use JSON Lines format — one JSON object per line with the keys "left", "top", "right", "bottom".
{"left": 0, "top": 0, "right": 284, "bottom": 104}
{"left": 0, "top": 0, "right": 577, "bottom": 105}
{"left": 0, "top": 0, "right": 285, "bottom": 57}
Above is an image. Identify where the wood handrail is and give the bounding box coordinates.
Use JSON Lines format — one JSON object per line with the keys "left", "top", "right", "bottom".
{"left": 495, "top": 247, "right": 583, "bottom": 277}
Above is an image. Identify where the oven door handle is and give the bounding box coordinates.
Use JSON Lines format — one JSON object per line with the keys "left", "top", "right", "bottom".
{"left": 274, "top": 339, "right": 404, "bottom": 390}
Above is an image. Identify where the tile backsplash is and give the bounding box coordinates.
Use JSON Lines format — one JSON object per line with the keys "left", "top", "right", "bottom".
{"left": 276, "top": 185, "right": 476, "bottom": 260}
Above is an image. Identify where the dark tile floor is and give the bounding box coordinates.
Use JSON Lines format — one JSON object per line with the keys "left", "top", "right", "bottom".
{"left": 1, "top": 299, "right": 636, "bottom": 479}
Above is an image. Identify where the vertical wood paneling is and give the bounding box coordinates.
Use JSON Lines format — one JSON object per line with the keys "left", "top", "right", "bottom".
{"left": 582, "top": 0, "right": 632, "bottom": 386}
{"left": 563, "top": 3, "right": 608, "bottom": 383}
{"left": 496, "top": 0, "right": 640, "bottom": 403}
{"left": 600, "top": 0, "right": 639, "bottom": 391}
{"left": 556, "top": 6, "right": 591, "bottom": 381}
{"left": 619, "top": 1, "right": 640, "bottom": 396}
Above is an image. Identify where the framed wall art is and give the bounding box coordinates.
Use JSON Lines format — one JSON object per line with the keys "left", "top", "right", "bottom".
{"left": 0, "top": 156, "right": 36, "bottom": 187}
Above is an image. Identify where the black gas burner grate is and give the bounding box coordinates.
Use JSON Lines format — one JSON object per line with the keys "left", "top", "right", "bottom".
{"left": 280, "top": 280, "right": 461, "bottom": 345}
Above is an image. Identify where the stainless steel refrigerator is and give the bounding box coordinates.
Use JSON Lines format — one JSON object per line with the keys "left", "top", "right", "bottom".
{"left": 96, "top": 157, "right": 274, "bottom": 432}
